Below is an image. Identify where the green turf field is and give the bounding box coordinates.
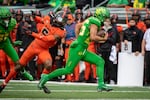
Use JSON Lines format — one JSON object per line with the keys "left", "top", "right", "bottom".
{"left": 0, "top": 80, "right": 150, "bottom": 99}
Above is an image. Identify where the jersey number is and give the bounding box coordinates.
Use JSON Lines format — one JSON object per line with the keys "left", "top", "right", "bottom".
{"left": 79, "top": 26, "right": 86, "bottom": 36}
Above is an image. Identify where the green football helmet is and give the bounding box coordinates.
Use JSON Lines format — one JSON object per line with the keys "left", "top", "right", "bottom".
{"left": 94, "top": 7, "right": 110, "bottom": 22}
{"left": 0, "top": 7, "right": 11, "bottom": 27}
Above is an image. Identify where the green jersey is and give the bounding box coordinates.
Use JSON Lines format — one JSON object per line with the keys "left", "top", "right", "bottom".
{"left": 0, "top": 18, "right": 16, "bottom": 42}
{"left": 77, "top": 16, "right": 101, "bottom": 48}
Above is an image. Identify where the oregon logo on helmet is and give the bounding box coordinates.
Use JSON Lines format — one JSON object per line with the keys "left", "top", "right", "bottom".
{"left": 94, "top": 7, "right": 110, "bottom": 22}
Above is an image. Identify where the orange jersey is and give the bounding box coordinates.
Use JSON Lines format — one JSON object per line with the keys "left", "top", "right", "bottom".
{"left": 20, "top": 24, "right": 65, "bottom": 66}
{"left": 31, "top": 24, "right": 65, "bottom": 49}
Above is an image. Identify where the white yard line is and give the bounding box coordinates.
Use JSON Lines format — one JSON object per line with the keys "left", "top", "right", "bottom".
{"left": 0, "top": 79, "right": 98, "bottom": 86}
{"left": 1, "top": 79, "right": 150, "bottom": 88}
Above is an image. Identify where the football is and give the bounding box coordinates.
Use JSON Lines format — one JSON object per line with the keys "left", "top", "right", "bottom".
{"left": 97, "top": 29, "right": 106, "bottom": 38}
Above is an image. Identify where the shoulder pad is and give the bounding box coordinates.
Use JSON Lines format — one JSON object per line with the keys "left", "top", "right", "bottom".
{"left": 88, "top": 17, "right": 101, "bottom": 27}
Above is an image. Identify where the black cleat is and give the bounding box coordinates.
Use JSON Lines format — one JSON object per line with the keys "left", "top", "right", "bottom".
{"left": 42, "top": 86, "right": 51, "bottom": 94}
{"left": 38, "top": 84, "right": 51, "bottom": 94}
{"left": 0, "top": 85, "right": 5, "bottom": 93}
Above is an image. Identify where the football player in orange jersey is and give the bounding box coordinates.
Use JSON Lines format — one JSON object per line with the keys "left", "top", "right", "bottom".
{"left": 20, "top": 13, "right": 65, "bottom": 94}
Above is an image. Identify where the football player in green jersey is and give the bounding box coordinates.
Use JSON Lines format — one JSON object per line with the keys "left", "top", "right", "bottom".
{"left": 38, "top": 7, "right": 113, "bottom": 93}
{"left": 0, "top": 7, "right": 33, "bottom": 93}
